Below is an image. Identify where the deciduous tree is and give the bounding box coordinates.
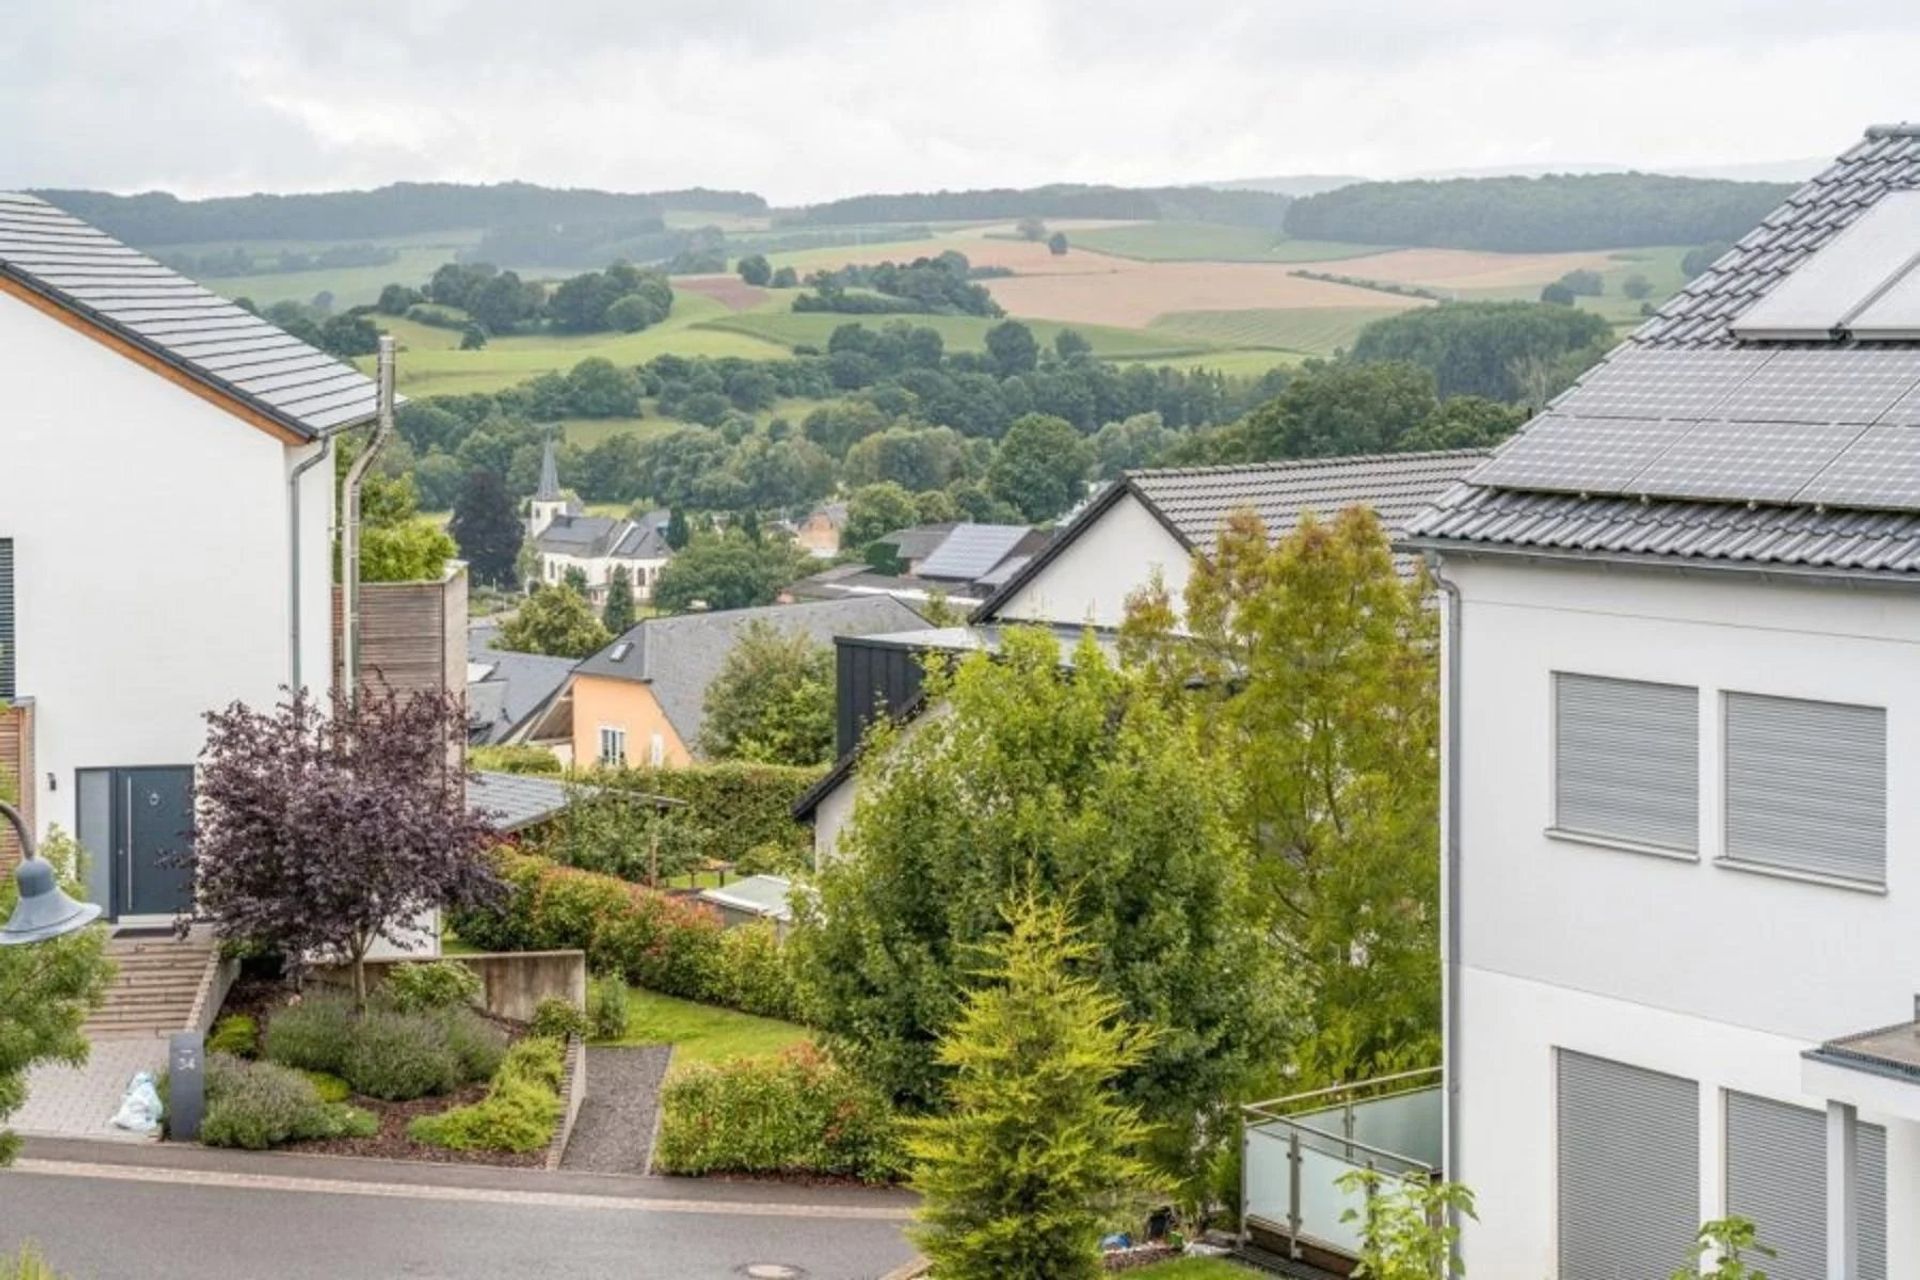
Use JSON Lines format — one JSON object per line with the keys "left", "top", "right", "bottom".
{"left": 737, "top": 254, "right": 772, "bottom": 286}
{"left": 448, "top": 468, "right": 523, "bottom": 588}
{"left": 498, "top": 583, "right": 611, "bottom": 658}
{"left": 189, "top": 686, "right": 501, "bottom": 1006}
{"left": 699, "top": 621, "right": 835, "bottom": 766}
{"left": 652, "top": 533, "right": 805, "bottom": 613}
{"left": 987, "top": 413, "right": 1091, "bottom": 521}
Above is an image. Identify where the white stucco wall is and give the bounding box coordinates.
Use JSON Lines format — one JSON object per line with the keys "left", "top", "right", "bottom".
{"left": 1447, "top": 554, "right": 1920, "bottom": 1274}
{"left": 0, "top": 290, "right": 333, "bottom": 844}
{"left": 810, "top": 769, "right": 858, "bottom": 869}
{"left": 993, "top": 491, "right": 1190, "bottom": 629}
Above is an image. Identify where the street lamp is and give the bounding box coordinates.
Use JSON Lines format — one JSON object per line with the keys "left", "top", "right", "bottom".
{"left": 0, "top": 799, "right": 102, "bottom": 945}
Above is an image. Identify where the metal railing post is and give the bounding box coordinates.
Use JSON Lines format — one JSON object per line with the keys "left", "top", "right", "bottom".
{"left": 1287, "top": 1129, "right": 1303, "bottom": 1259}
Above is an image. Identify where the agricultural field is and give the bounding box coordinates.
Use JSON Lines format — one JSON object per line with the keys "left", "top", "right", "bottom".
{"left": 697, "top": 307, "right": 1215, "bottom": 361}
{"left": 982, "top": 258, "right": 1419, "bottom": 329}
{"left": 1150, "top": 305, "right": 1423, "bottom": 358}
{"left": 1448, "top": 244, "right": 1693, "bottom": 327}
{"left": 1068, "top": 220, "right": 1387, "bottom": 264}
{"left": 198, "top": 239, "right": 470, "bottom": 309}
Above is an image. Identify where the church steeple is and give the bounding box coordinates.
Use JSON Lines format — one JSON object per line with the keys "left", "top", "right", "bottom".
{"left": 536, "top": 434, "right": 562, "bottom": 502}
{"left": 528, "top": 432, "right": 568, "bottom": 539}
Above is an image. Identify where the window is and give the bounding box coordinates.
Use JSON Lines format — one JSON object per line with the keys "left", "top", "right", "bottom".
{"left": 1553, "top": 673, "right": 1699, "bottom": 851}
{"left": 598, "top": 726, "right": 625, "bottom": 767}
{"left": 648, "top": 732, "right": 665, "bottom": 767}
{"left": 1723, "top": 693, "right": 1886, "bottom": 885}
{"left": 0, "top": 539, "right": 12, "bottom": 700}
{"left": 1726, "top": 1092, "right": 1886, "bottom": 1280}
{"left": 1556, "top": 1050, "right": 1699, "bottom": 1280}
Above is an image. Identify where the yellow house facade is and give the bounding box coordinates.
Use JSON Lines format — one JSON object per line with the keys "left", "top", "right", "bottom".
{"left": 569, "top": 670, "right": 693, "bottom": 769}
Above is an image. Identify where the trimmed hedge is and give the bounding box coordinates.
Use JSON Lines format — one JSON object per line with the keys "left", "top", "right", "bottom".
{"left": 447, "top": 852, "right": 803, "bottom": 1021}
{"left": 653, "top": 1045, "right": 900, "bottom": 1182}
{"left": 585, "top": 763, "right": 823, "bottom": 873}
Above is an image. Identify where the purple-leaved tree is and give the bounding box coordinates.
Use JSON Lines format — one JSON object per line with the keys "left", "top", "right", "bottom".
{"left": 186, "top": 685, "right": 502, "bottom": 1006}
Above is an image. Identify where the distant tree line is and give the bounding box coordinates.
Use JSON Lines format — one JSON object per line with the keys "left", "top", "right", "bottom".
{"left": 160, "top": 242, "right": 397, "bottom": 278}
{"left": 36, "top": 181, "right": 765, "bottom": 246}
{"left": 788, "top": 182, "right": 1294, "bottom": 230}
{"left": 792, "top": 251, "right": 1002, "bottom": 317}
{"left": 1283, "top": 173, "right": 1794, "bottom": 252}
{"left": 373, "top": 259, "right": 674, "bottom": 336}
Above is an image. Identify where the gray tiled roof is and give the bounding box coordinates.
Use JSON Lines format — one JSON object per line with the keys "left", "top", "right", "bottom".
{"left": 0, "top": 192, "right": 380, "bottom": 438}
{"left": 575, "top": 595, "right": 927, "bottom": 753}
{"left": 535, "top": 513, "right": 621, "bottom": 554}
{"left": 1408, "top": 125, "right": 1920, "bottom": 578}
{"left": 469, "top": 771, "right": 574, "bottom": 833}
{"left": 916, "top": 523, "right": 1033, "bottom": 581}
{"left": 468, "top": 631, "right": 578, "bottom": 745}
{"left": 1130, "top": 451, "right": 1491, "bottom": 555}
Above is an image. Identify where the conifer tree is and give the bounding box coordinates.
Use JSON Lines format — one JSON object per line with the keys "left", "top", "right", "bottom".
{"left": 602, "top": 566, "right": 636, "bottom": 635}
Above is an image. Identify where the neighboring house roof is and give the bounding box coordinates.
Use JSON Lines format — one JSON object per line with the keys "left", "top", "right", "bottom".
{"left": 916, "top": 523, "right": 1034, "bottom": 581}
{"left": 1406, "top": 124, "right": 1920, "bottom": 580}
{"left": 469, "top": 647, "right": 579, "bottom": 745}
{"left": 976, "top": 450, "right": 1488, "bottom": 619}
{"left": 0, "top": 193, "right": 380, "bottom": 439}
{"left": 573, "top": 594, "right": 928, "bottom": 753}
{"left": 878, "top": 522, "right": 959, "bottom": 563}
{"left": 609, "top": 522, "right": 672, "bottom": 560}
{"left": 786, "top": 563, "right": 985, "bottom": 609}
{"left": 697, "top": 874, "right": 796, "bottom": 923}
{"left": 469, "top": 770, "right": 574, "bottom": 833}
{"left": 536, "top": 513, "right": 623, "bottom": 555}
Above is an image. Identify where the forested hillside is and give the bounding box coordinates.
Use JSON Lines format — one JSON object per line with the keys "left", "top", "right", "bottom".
{"left": 1283, "top": 173, "right": 1791, "bottom": 251}
{"left": 31, "top": 182, "right": 766, "bottom": 245}
{"left": 788, "top": 184, "right": 1294, "bottom": 229}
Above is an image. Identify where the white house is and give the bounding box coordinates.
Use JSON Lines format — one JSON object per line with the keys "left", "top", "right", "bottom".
{"left": 0, "top": 192, "right": 377, "bottom": 921}
{"left": 1400, "top": 124, "right": 1920, "bottom": 1279}
{"left": 794, "top": 451, "right": 1484, "bottom": 864}
{"left": 527, "top": 438, "right": 672, "bottom": 602}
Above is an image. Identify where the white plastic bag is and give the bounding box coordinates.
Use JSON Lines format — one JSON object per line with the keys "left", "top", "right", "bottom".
{"left": 112, "top": 1070, "right": 164, "bottom": 1134}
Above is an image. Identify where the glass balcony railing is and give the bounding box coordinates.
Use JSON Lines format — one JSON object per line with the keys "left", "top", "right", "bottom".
{"left": 1241, "top": 1067, "right": 1443, "bottom": 1267}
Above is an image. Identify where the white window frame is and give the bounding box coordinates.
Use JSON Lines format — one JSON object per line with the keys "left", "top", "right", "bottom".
{"left": 648, "top": 731, "right": 666, "bottom": 767}
{"left": 598, "top": 726, "right": 626, "bottom": 768}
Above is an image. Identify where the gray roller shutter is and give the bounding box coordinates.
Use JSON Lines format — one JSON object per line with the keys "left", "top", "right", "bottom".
{"left": 1726, "top": 1092, "right": 1886, "bottom": 1280}
{"left": 1554, "top": 673, "right": 1698, "bottom": 849}
{"left": 0, "top": 539, "right": 12, "bottom": 700}
{"left": 1724, "top": 693, "right": 1885, "bottom": 884}
{"left": 1557, "top": 1050, "right": 1700, "bottom": 1280}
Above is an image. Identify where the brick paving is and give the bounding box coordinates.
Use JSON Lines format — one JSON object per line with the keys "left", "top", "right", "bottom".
{"left": 14, "top": 1038, "right": 167, "bottom": 1142}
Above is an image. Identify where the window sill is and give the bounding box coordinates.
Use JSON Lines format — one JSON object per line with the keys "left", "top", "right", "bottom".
{"left": 1544, "top": 827, "right": 1699, "bottom": 864}
{"left": 1715, "top": 857, "right": 1887, "bottom": 896}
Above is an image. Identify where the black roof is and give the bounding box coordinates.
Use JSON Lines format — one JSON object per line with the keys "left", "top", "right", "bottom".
{"left": 0, "top": 193, "right": 381, "bottom": 439}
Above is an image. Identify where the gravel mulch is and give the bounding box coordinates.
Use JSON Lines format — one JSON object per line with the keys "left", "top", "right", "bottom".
{"left": 559, "top": 1045, "right": 672, "bottom": 1174}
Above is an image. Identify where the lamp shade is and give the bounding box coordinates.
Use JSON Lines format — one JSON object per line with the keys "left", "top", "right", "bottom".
{"left": 1, "top": 799, "right": 104, "bottom": 945}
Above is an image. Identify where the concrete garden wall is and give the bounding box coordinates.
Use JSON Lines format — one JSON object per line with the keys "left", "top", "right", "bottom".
{"left": 315, "top": 949, "right": 587, "bottom": 1023}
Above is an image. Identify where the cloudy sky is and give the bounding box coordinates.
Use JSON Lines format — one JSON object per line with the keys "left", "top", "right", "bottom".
{"left": 4, "top": 1, "right": 1918, "bottom": 205}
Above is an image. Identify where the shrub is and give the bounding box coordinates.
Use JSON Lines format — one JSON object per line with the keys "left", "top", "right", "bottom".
{"left": 198, "top": 1055, "right": 377, "bottom": 1150}
{"left": 439, "top": 1006, "right": 509, "bottom": 1081}
{"left": 530, "top": 997, "right": 590, "bottom": 1042}
{"left": 409, "top": 1038, "right": 567, "bottom": 1153}
{"left": 588, "top": 977, "right": 630, "bottom": 1040}
{"left": 338, "top": 1010, "right": 463, "bottom": 1101}
{"left": 714, "top": 921, "right": 801, "bottom": 1021}
{"left": 263, "top": 996, "right": 358, "bottom": 1075}
{"left": 208, "top": 1014, "right": 259, "bottom": 1058}
{"left": 592, "top": 763, "right": 821, "bottom": 870}
{"left": 654, "top": 1045, "right": 901, "bottom": 1182}
{"left": 1, "top": 1243, "right": 68, "bottom": 1280}
{"left": 382, "top": 960, "right": 483, "bottom": 1013}
{"left": 303, "top": 1071, "right": 351, "bottom": 1104}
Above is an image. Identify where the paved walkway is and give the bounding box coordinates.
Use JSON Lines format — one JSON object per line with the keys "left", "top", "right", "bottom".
{"left": 13, "top": 1038, "right": 166, "bottom": 1142}
{"left": 560, "top": 1044, "right": 672, "bottom": 1174}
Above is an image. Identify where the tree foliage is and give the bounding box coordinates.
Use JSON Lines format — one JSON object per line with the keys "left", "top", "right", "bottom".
{"left": 602, "top": 566, "right": 637, "bottom": 635}
{"left": 652, "top": 532, "right": 806, "bottom": 613}
{"left": 1124, "top": 507, "right": 1441, "bottom": 1080}
{"left": 909, "top": 894, "right": 1157, "bottom": 1280}
{"left": 844, "top": 482, "right": 922, "bottom": 551}
{"left": 793, "top": 629, "right": 1289, "bottom": 1159}
{"left": 699, "top": 621, "right": 836, "bottom": 766}
{"left": 497, "top": 583, "right": 611, "bottom": 658}
{"left": 988, "top": 414, "right": 1092, "bottom": 521}
{"left": 1337, "top": 1168, "right": 1476, "bottom": 1280}
{"left": 189, "top": 686, "right": 501, "bottom": 1004}
{"left": 1346, "top": 302, "right": 1611, "bottom": 402}
{"left": 448, "top": 468, "right": 523, "bottom": 588}
{"left": 0, "top": 826, "right": 114, "bottom": 1165}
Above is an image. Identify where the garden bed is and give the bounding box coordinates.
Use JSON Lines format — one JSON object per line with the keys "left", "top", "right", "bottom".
{"left": 281, "top": 1081, "right": 543, "bottom": 1168}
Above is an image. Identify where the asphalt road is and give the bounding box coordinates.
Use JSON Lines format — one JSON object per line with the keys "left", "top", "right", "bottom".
{"left": 0, "top": 1158, "right": 917, "bottom": 1280}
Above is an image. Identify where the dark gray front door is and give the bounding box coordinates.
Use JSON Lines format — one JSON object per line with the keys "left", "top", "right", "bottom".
{"left": 121, "top": 767, "right": 194, "bottom": 917}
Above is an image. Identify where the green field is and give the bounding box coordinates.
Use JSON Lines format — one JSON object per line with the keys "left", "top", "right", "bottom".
{"left": 602, "top": 988, "right": 812, "bottom": 1066}
{"left": 697, "top": 308, "right": 1216, "bottom": 360}
{"left": 1453, "top": 244, "right": 1693, "bottom": 328}
{"left": 1150, "top": 304, "right": 1421, "bottom": 357}
{"left": 1069, "top": 221, "right": 1388, "bottom": 263}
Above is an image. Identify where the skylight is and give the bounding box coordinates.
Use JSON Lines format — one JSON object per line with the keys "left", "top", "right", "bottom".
{"left": 1730, "top": 190, "right": 1920, "bottom": 341}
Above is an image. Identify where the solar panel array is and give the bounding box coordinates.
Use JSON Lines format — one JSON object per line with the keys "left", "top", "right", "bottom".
{"left": 1469, "top": 346, "right": 1920, "bottom": 512}
{"left": 915, "top": 523, "right": 1030, "bottom": 581}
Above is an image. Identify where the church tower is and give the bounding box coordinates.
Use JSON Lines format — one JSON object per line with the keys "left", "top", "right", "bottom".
{"left": 527, "top": 435, "right": 568, "bottom": 538}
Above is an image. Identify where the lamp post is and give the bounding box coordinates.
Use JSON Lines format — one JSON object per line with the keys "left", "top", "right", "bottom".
{"left": 0, "top": 799, "right": 102, "bottom": 945}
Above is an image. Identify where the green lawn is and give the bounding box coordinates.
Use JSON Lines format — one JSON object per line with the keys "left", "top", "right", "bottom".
{"left": 1150, "top": 304, "right": 1422, "bottom": 357}
{"left": 1069, "top": 221, "right": 1389, "bottom": 264}
{"left": 1127, "top": 1258, "right": 1256, "bottom": 1277}
{"left": 602, "top": 989, "right": 812, "bottom": 1066}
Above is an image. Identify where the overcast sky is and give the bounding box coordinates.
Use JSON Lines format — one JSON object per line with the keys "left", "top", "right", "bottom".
{"left": 4, "top": 1, "right": 1918, "bottom": 205}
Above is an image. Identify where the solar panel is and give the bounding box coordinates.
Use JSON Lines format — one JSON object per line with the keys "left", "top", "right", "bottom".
{"left": 916, "top": 524, "right": 1029, "bottom": 580}
{"left": 1469, "top": 414, "right": 1698, "bottom": 493}
{"left": 1797, "top": 427, "right": 1920, "bottom": 509}
{"left": 1730, "top": 191, "right": 1920, "bottom": 341}
{"left": 1551, "top": 349, "right": 1773, "bottom": 420}
{"left": 1878, "top": 383, "right": 1920, "bottom": 427}
{"left": 1711, "top": 350, "right": 1920, "bottom": 424}
{"left": 1850, "top": 258, "right": 1920, "bottom": 339}
{"left": 1630, "top": 419, "right": 1865, "bottom": 504}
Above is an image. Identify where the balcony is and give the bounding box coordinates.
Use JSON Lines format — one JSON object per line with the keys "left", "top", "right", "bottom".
{"left": 1241, "top": 1068, "right": 1443, "bottom": 1274}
